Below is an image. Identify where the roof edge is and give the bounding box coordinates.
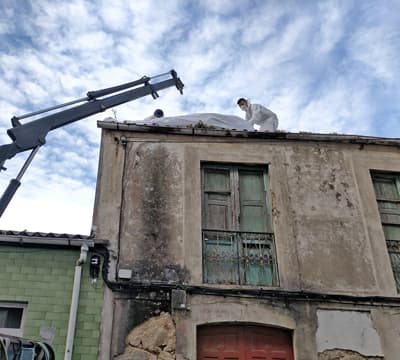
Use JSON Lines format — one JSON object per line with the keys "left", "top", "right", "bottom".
{"left": 97, "top": 120, "right": 400, "bottom": 147}
{"left": 0, "top": 230, "right": 95, "bottom": 248}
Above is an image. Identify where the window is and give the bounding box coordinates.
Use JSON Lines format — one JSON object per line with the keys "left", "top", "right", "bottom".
{"left": 201, "top": 163, "right": 278, "bottom": 286}
{"left": 371, "top": 172, "right": 400, "bottom": 291}
{"left": 0, "top": 302, "right": 27, "bottom": 337}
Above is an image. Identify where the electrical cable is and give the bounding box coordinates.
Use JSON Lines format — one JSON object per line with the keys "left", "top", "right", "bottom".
{"left": 93, "top": 244, "right": 400, "bottom": 308}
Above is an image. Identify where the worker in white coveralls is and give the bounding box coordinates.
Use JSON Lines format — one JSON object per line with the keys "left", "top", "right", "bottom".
{"left": 237, "top": 98, "right": 279, "bottom": 132}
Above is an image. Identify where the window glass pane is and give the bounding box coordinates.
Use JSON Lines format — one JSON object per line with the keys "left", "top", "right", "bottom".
{"left": 0, "top": 307, "right": 23, "bottom": 328}
{"left": 6, "top": 308, "right": 23, "bottom": 328}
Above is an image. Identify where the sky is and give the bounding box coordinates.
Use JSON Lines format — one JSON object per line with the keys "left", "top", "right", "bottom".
{"left": 0, "top": 0, "right": 399, "bottom": 234}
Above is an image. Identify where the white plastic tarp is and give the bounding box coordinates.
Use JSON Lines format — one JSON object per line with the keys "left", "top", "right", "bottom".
{"left": 129, "top": 113, "right": 254, "bottom": 131}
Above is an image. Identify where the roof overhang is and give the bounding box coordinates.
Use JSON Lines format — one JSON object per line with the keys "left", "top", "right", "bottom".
{"left": 98, "top": 119, "right": 400, "bottom": 147}
{"left": 0, "top": 230, "right": 96, "bottom": 248}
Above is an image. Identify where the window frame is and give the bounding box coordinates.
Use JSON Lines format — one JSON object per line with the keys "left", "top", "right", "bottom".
{"left": 201, "top": 162, "right": 278, "bottom": 286}
{"left": 0, "top": 301, "right": 28, "bottom": 337}
{"left": 201, "top": 162, "right": 273, "bottom": 232}
{"left": 370, "top": 171, "right": 400, "bottom": 291}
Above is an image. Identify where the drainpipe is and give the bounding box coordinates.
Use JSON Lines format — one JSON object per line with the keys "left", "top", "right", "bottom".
{"left": 64, "top": 243, "right": 89, "bottom": 360}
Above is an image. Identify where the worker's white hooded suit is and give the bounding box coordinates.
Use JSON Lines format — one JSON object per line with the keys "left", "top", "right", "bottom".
{"left": 242, "top": 100, "right": 279, "bottom": 132}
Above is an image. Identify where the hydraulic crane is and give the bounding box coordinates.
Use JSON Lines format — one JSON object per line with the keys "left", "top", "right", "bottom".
{"left": 0, "top": 70, "right": 184, "bottom": 217}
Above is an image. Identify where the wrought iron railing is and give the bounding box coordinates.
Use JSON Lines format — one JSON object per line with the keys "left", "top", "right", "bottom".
{"left": 386, "top": 240, "right": 400, "bottom": 290}
{"left": 202, "top": 229, "right": 278, "bottom": 286}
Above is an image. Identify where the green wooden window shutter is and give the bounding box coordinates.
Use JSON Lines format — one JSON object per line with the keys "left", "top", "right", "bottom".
{"left": 202, "top": 168, "right": 237, "bottom": 283}
{"left": 203, "top": 168, "right": 232, "bottom": 230}
{"left": 372, "top": 173, "right": 400, "bottom": 291}
{"left": 238, "top": 169, "right": 274, "bottom": 285}
{"left": 238, "top": 169, "right": 270, "bottom": 233}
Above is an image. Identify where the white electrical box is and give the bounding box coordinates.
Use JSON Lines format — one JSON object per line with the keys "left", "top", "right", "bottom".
{"left": 118, "top": 268, "right": 132, "bottom": 280}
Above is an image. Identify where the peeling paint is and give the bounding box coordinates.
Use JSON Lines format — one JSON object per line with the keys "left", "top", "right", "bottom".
{"left": 318, "top": 348, "right": 384, "bottom": 360}
{"left": 271, "top": 192, "right": 280, "bottom": 218}
{"left": 316, "top": 310, "right": 384, "bottom": 357}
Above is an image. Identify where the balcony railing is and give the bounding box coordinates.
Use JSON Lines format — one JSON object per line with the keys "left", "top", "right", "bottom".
{"left": 387, "top": 240, "right": 400, "bottom": 290}
{"left": 202, "top": 229, "right": 278, "bottom": 286}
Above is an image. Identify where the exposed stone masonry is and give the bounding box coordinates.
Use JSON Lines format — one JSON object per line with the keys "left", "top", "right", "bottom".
{"left": 115, "top": 312, "right": 176, "bottom": 360}
{"left": 319, "top": 349, "right": 384, "bottom": 360}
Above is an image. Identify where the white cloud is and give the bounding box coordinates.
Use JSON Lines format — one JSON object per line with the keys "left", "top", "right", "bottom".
{"left": 297, "top": 77, "right": 372, "bottom": 134}
{"left": 0, "top": 182, "right": 95, "bottom": 234}
{"left": 348, "top": 26, "right": 400, "bottom": 84}
{"left": 201, "top": 0, "right": 242, "bottom": 14}
{"left": 99, "top": 1, "right": 130, "bottom": 32}
{"left": 74, "top": 31, "right": 115, "bottom": 51}
{"left": 314, "top": 2, "right": 347, "bottom": 54}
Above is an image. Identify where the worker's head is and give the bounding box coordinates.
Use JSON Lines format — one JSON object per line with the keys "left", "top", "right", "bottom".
{"left": 237, "top": 98, "right": 248, "bottom": 111}
{"left": 153, "top": 109, "right": 164, "bottom": 118}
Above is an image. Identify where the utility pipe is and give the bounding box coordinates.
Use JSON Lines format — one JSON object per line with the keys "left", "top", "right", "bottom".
{"left": 64, "top": 243, "right": 88, "bottom": 360}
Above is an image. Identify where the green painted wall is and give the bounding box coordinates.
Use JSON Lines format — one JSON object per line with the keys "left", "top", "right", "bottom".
{"left": 0, "top": 246, "right": 104, "bottom": 360}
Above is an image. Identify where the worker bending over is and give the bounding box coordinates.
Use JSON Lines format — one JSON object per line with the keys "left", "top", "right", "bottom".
{"left": 237, "top": 98, "right": 278, "bottom": 132}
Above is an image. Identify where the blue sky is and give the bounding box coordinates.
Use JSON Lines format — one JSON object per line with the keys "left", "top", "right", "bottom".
{"left": 0, "top": 0, "right": 399, "bottom": 234}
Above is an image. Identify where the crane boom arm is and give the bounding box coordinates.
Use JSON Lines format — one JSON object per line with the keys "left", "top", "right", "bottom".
{"left": 0, "top": 69, "right": 184, "bottom": 217}
{"left": 0, "top": 70, "right": 183, "bottom": 169}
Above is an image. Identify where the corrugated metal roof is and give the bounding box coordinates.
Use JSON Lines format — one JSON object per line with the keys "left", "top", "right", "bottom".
{"left": 0, "top": 229, "right": 95, "bottom": 247}
{"left": 0, "top": 229, "right": 91, "bottom": 239}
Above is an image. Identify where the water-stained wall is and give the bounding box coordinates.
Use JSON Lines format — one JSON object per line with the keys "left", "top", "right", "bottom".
{"left": 93, "top": 129, "right": 400, "bottom": 296}
{"left": 93, "top": 126, "right": 400, "bottom": 359}
{"left": 118, "top": 141, "right": 188, "bottom": 283}
{"left": 284, "top": 144, "right": 375, "bottom": 292}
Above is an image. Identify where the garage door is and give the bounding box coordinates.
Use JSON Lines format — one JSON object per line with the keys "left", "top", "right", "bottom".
{"left": 197, "top": 325, "right": 294, "bottom": 360}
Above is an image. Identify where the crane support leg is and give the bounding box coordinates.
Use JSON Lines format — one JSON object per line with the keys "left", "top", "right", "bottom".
{"left": 0, "top": 146, "right": 41, "bottom": 217}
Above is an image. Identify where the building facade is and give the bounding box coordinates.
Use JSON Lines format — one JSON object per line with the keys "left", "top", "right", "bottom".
{"left": 93, "top": 119, "right": 400, "bottom": 360}
{"left": 0, "top": 231, "right": 104, "bottom": 359}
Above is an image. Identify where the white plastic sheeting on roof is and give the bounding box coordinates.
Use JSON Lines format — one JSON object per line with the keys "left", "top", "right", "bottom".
{"left": 129, "top": 113, "right": 254, "bottom": 131}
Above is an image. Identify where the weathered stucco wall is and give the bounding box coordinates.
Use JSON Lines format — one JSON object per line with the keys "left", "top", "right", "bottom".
{"left": 94, "top": 130, "right": 400, "bottom": 295}
{"left": 283, "top": 144, "right": 384, "bottom": 293}
{"left": 93, "top": 128, "right": 400, "bottom": 359}
{"left": 172, "top": 295, "right": 399, "bottom": 360}
{"left": 316, "top": 309, "right": 383, "bottom": 356}
{"left": 119, "top": 142, "right": 187, "bottom": 282}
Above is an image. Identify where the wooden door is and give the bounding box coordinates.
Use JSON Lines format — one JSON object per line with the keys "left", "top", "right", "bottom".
{"left": 197, "top": 325, "right": 294, "bottom": 360}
